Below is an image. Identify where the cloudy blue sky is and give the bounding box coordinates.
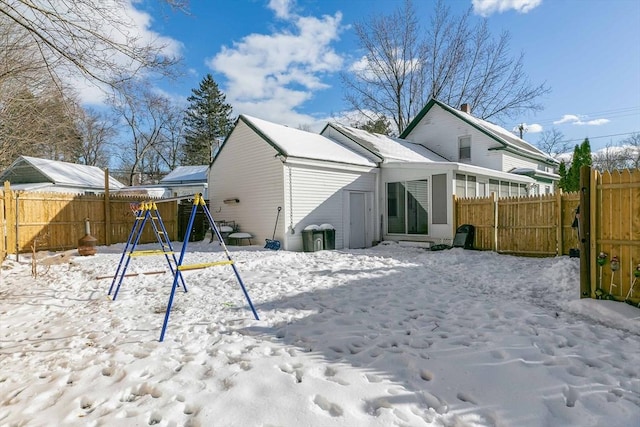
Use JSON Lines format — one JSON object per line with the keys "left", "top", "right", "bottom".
{"left": 124, "top": 0, "right": 640, "bottom": 152}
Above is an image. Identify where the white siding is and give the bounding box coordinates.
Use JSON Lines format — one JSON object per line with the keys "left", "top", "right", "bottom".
{"left": 380, "top": 167, "right": 454, "bottom": 242}
{"left": 502, "top": 154, "right": 541, "bottom": 172}
{"left": 209, "top": 122, "right": 285, "bottom": 244}
{"left": 406, "top": 104, "right": 530, "bottom": 172}
{"left": 284, "top": 164, "right": 376, "bottom": 251}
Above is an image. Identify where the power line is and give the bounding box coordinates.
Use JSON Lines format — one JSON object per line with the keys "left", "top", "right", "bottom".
{"left": 518, "top": 105, "right": 640, "bottom": 127}
{"left": 557, "top": 131, "right": 639, "bottom": 144}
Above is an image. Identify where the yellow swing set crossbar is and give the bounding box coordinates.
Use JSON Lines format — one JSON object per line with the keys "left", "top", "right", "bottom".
{"left": 178, "top": 260, "right": 234, "bottom": 271}
{"left": 129, "top": 250, "right": 175, "bottom": 257}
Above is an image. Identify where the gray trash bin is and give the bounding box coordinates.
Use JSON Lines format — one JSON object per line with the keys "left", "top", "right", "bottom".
{"left": 302, "top": 229, "right": 324, "bottom": 252}
{"left": 323, "top": 228, "right": 335, "bottom": 250}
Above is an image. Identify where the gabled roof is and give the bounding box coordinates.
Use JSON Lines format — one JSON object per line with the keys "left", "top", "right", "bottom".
{"left": 160, "top": 165, "right": 208, "bottom": 184}
{"left": 323, "top": 122, "right": 449, "bottom": 163}
{"left": 0, "top": 156, "right": 124, "bottom": 190}
{"left": 401, "top": 98, "right": 559, "bottom": 166}
{"left": 222, "top": 115, "right": 377, "bottom": 168}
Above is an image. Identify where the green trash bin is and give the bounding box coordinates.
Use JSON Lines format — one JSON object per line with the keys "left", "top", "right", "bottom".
{"left": 302, "top": 227, "right": 324, "bottom": 252}
{"left": 321, "top": 226, "right": 335, "bottom": 250}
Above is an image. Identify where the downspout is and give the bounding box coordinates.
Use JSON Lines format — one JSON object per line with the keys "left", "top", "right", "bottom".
{"left": 375, "top": 167, "right": 381, "bottom": 243}
{"left": 288, "top": 163, "right": 294, "bottom": 235}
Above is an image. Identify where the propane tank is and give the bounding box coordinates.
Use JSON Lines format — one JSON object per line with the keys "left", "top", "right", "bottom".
{"left": 78, "top": 218, "right": 97, "bottom": 256}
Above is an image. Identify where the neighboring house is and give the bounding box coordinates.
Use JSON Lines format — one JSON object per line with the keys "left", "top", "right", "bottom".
{"left": 111, "top": 165, "right": 209, "bottom": 199}
{"left": 159, "top": 165, "right": 209, "bottom": 199}
{"left": 209, "top": 99, "right": 560, "bottom": 250}
{"left": 0, "top": 155, "right": 125, "bottom": 194}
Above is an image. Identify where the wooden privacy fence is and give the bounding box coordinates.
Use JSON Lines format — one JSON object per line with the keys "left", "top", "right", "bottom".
{"left": 580, "top": 167, "right": 640, "bottom": 304}
{"left": 454, "top": 191, "right": 581, "bottom": 257}
{"left": 1, "top": 182, "right": 178, "bottom": 257}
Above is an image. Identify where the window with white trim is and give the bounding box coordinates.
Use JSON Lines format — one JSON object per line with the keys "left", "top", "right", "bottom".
{"left": 458, "top": 136, "right": 471, "bottom": 161}
{"left": 455, "top": 174, "right": 477, "bottom": 198}
{"left": 387, "top": 180, "right": 428, "bottom": 234}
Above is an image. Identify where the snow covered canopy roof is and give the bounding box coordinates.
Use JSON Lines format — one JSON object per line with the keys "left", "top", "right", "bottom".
{"left": 401, "top": 99, "right": 559, "bottom": 166}
{"left": 324, "top": 122, "right": 449, "bottom": 163}
{"left": 0, "top": 156, "right": 125, "bottom": 190}
{"left": 235, "top": 115, "right": 377, "bottom": 167}
{"left": 160, "top": 165, "right": 208, "bottom": 183}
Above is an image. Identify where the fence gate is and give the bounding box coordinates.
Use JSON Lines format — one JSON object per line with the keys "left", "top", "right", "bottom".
{"left": 583, "top": 167, "right": 640, "bottom": 304}
{"left": 0, "top": 187, "right": 5, "bottom": 260}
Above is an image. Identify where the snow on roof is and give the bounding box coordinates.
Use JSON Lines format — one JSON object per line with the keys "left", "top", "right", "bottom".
{"left": 1, "top": 156, "right": 124, "bottom": 189}
{"left": 240, "top": 115, "right": 377, "bottom": 167}
{"left": 328, "top": 123, "right": 449, "bottom": 163}
{"left": 160, "top": 165, "right": 208, "bottom": 183}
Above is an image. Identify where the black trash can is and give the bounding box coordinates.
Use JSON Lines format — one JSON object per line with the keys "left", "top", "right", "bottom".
{"left": 302, "top": 228, "right": 324, "bottom": 252}
{"left": 178, "top": 200, "right": 207, "bottom": 242}
{"left": 322, "top": 228, "right": 335, "bottom": 250}
{"left": 453, "top": 224, "right": 475, "bottom": 249}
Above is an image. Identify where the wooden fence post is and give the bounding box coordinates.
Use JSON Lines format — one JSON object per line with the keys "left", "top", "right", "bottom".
{"left": 492, "top": 192, "right": 498, "bottom": 252}
{"left": 579, "top": 166, "right": 592, "bottom": 298}
{"left": 556, "top": 190, "right": 563, "bottom": 256}
{"left": 104, "top": 169, "right": 111, "bottom": 246}
{"left": 452, "top": 194, "right": 458, "bottom": 236}
{"left": 3, "top": 182, "right": 15, "bottom": 256}
{"left": 589, "top": 168, "right": 599, "bottom": 299}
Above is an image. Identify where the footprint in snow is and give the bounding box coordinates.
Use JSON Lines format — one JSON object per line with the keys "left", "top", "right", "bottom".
{"left": 563, "top": 385, "right": 579, "bottom": 407}
{"left": 313, "top": 395, "right": 344, "bottom": 417}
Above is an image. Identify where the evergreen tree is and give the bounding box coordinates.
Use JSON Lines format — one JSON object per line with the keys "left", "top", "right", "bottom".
{"left": 559, "top": 138, "right": 592, "bottom": 192}
{"left": 354, "top": 116, "right": 392, "bottom": 135}
{"left": 182, "top": 74, "right": 234, "bottom": 165}
{"left": 557, "top": 161, "right": 568, "bottom": 191}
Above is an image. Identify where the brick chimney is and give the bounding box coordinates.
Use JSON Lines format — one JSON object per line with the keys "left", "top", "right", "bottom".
{"left": 460, "top": 103, "right": 471, "bottom": 115}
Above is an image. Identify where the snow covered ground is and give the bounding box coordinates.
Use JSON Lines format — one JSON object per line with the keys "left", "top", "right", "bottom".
{"left": 1, "top": 241, "right": 639, "bottom": 427}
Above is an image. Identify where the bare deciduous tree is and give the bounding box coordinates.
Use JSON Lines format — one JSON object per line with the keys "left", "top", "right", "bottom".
{"left": 343, "top": 0, "right": 550, "bottom": 135}
{"left": 621, "top": 133, "right": 640, "bottom": 170}
{"left": 0, "top": 0, "right": 184, "bottom": 93}
{"left": 535, "top": 128, "right": 571, "bottom": 158}
{"left": 592, "top": 141, "right": 628, "bottom": 172}
{"left": 109, "top": 81, "right": 181, "bottom": 185}
{"left": 342, "top": 0, "right": 426, "bottom": 135}
{"left": 0, "top": 84, "right": 82, "bottom": 167}
{"left": 76, "top": 108, "right": 116, "bottom": 167}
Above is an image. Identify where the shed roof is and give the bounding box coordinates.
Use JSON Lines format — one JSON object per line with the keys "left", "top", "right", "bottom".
{"left": 160, "top": 165, "right": 208, "bottom": 183}
{"left": 0, "top": 156, "right": 125, "bottom": 190}
{"left": 235, "top": 115, "right": 377, "bottom": 167}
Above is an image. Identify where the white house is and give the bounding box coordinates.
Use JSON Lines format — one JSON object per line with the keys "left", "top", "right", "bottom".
{"left": 209, "top": 100, "right": 560, "bottom": 250}
{"left": 109, "top": 165, "right": 209, "bottom": 199}
{"left": 159, "top": 165, "right": 209, "bottom": 199}
{"left": 401, "top": 99, "right": 559, "bottom": 195}
{"left": 209, "top": 115, "right": 378, "bottom": 251}
{"left": 0, "top": 155, "right": 125, "bottom": 194}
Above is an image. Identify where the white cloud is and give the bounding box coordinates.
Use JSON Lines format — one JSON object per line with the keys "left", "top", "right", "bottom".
{"left": 472, "top": 0, "right": 542, "bottom": 17}
{"left": 553, "top": 114, "right": 580, "bottom": 125}
{"left": 580, "top": 118, "right": 610, "bottom": 126}
{"left": 511, "top": 123, "right": 543, "bottom": 136}
{"left": 349, "top": 53, "right": 422, "bottom": 82}
{"left": 208, "top": 6, "right": 344, "bottom": 128}
{"left": 268, "top": 0, "right": 294, "bottom": 19}
{"left": 553, "top": 114, "right": 610, "bottom": 126}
